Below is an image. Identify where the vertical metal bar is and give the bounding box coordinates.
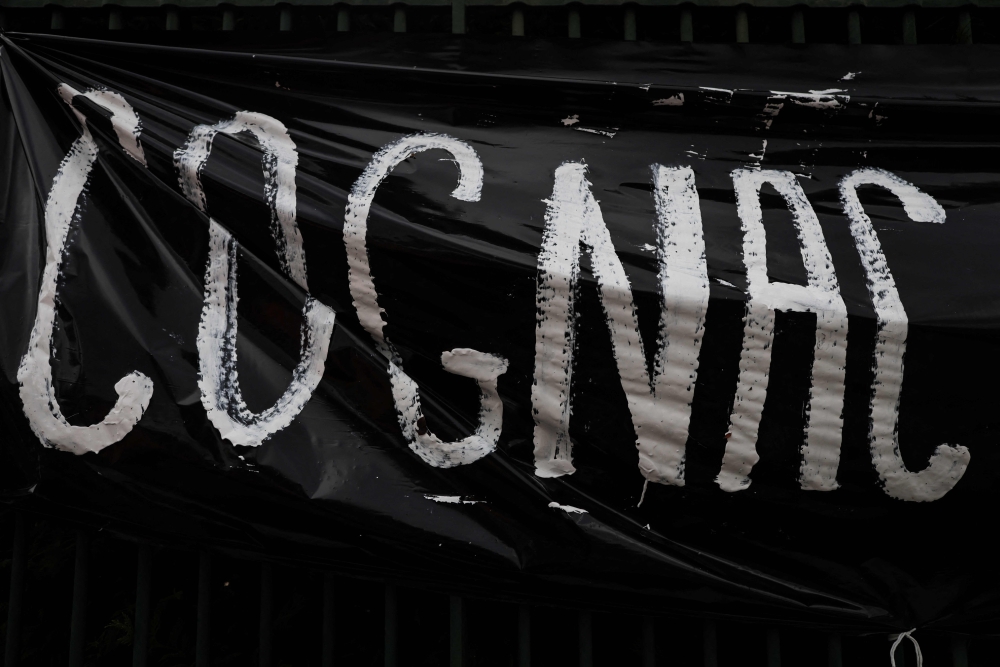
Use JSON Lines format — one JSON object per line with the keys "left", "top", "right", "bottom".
{"left": 5, "top": 513, "right": 28, "bottom": 667}
{"left": 902, "top": 7, "right": 916, "bottom": 43}
{"left": 791, "top": 8, "right": 805, "bottom": 43}
{"left": 259, "top": 563, "right": 273, "bottom": 667}
{"left": 222, "top": 7, "right": 235, "bottom": 30}
{"left": 279, "top": 6, "right": 292, "bottom": 30}
{"left": 50, "top": 8, "right": 65, "bottom": 29}
{"left": 132, "top": 545, "right": 152, "bottom": 667}
{"left": 766, "top": 628, "right": 780, "bottom": 667}
{"left": 322, "top": 575, "right": 335, "bottom": 667}
{"left": 449, "top": 596, "right": 463, "bottom": 667}
{"left": 847, "top": 8, "right": 861, "bottom": 44}
{"left": 68, "top": 531, "right": 89, "bottom": 667}
{"left": 393, "top": 5, "right": 406, "bottom": 32}
{"left": 337, "top": 5, "right": 350, "bottom": 31}
{"left": 451, "top": 0, "right": 465, "bottom": 34}
{"left": 196, "top": 551, "right": 211, "bottom": 667}
{"left": 383, "top": 584, "right": 397, "bottom": 667}
{"left": 951, "top": 637, "right": 969, "bottom": 667}
{"left": 735, "top": 6, "right": 749, "bottom": 42}
{"left": 108, "top": 7, "right": 123, "bottom": 29}
{"left": 680, "top": 5, "right": 693, "bottom": 42}
{"left": 518, "top": 605, "right": 530, "bottom": 667}
{"left": 165, "top": 7, "right": 180, "bottom": 29}
{"left": 512, "top": 4, "right": 524, "bottom": 36}
{"left": 623, "top": 5, "right": 637, "bottom": 40}
{"left": 578, "top": 612, "right": 592, "bottom": 667}
{"left": 703, "top": 621, "right": 717, "bottom": 667}
{"left": 827, "top": 634, "right": 842, "bottom": 667}
{"left": 568, "top": 5, "right": 581, "bottom": 38}
{"left": 642, "top": 616, "right": 655, "bottom": 667}
{"left": 956, "top": 8, "right": 972, "bottom": 43}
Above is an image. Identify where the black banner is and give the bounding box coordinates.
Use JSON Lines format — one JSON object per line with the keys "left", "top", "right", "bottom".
{"left": 2, "top": 33, "right": 1000, "bottom": 632}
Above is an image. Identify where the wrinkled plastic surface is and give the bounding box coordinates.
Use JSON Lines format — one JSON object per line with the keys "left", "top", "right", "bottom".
{"left": 1, "top": 32, "right": 999, "bottom": 633}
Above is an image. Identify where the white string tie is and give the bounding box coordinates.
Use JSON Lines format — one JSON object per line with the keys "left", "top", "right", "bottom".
{"left": 890, "top": 629, "right": 923, "bottom": 667}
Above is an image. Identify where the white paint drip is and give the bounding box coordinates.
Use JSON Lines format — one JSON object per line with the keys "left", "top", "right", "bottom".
{"left": 548, "top": 502, "right": 588, "bottom": 514}
{"left": 531, "top": 163, "right": 709, "bottom": 486}
{"left": 653, "top": 94, "right": 685, "bottom": 107}
{"left": 840, "top": 72, "right": 860, "bottom": 81}
{"left": 839, "top": 167, "right": 968, "bottom": 502}
{"left": 175, "top": 111, "right": 336, "bottom": 447}
{"left": 344, "top": 133, "right": 508, "bottom": 468}
{"left": 715, "top": 278, "right": 738, "bottom": 289}
{"left": 425, "top": 495, "right": 482, "bottom": 504}
{"left": 575, "top": 127, "right": 619, "bottom": 138}
{"left": 770, "top": 89, "right": 849, "bottom": 110}
{"left": 718, "top": 169, "right": 848, "bottom": 493}
{"left": 17, "top": 84, "right": 153, "bottom": 455}
{"left": 561, "top": 114, "right": 580, "bottom": 126}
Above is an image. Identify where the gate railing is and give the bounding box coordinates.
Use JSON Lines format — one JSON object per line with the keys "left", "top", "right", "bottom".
{"left": 0, "top": 1, "right": 993, "bottom": 43}
{"left": 0, "top": 510, "right": 980, "bottom": 667}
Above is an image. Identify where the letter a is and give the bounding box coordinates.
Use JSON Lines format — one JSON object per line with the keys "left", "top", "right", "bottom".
{"left": 717, "top": 169, "right": 848, "bottom": 492}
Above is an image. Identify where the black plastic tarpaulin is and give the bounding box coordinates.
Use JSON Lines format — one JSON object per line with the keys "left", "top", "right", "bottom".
{"left": 1, "top": 32, "right": 999, "bottom": 633}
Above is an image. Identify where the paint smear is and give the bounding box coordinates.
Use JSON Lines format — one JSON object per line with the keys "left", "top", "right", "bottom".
{"left": 757, "top": 95, "right": 786, "bottom": 129}
{"left": 575, "top": 127, "right": 619, "bottom": 138}
{"left": 700, "top": 87, "right": 734, "bottom": 103}
{"left": 770, "top": 89, "right": 849, "bottom": 110}
{"left": 548, "top": 502, "right": 588, "bottom": 514}
{"left": 425, "top": 495, "right": 482, "bottom": 505}
{"left": 653, "top": 94, "right": 684, "bottom": 107}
